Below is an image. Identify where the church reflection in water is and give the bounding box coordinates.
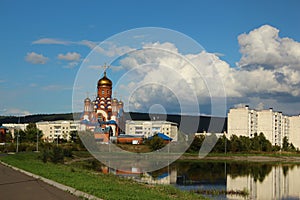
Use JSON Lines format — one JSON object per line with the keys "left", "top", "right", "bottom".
{"left": 100, "top": 161, "right": 300, "bottom": 199}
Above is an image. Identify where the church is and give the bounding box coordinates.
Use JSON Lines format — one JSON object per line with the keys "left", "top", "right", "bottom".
{"left": 81, "top": 68, "right": 124, "bottom": 142}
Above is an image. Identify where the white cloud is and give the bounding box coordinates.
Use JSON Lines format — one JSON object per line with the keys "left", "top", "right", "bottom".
{"left": 42, "top": 85, "right": 72, "bottom": 91}
{"left": 238, "top": 25, "right": 300, "bottom": 69}
{"left": 25, "top": 52, "right": 49, "bottom": 64}
{"left": 87, "top": 65, "right": 103, "bottom": 70}
{"left": 32, "top": 38, "right": 70, "bottom": 45}
{"left": 113, "top": 26, "right": 300, "bottom": 115}
{"left": 63, "top": 61, "right": 79, "bottom": 69}
{"left": 58, "top": 52, "right": 81, "bottom": 61}
{"left": 32, "top": 38, "right": 133, "bottom": 57}
{"left": 1, "top": 108, "right": 31, "bottom": 116}
{"left": 29, "top": 83, "right": 37, "bottom": 87}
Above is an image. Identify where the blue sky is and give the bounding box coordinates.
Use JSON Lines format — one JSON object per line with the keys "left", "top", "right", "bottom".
{"left": 1, "top": 0, "right": 300, "bottom": 116}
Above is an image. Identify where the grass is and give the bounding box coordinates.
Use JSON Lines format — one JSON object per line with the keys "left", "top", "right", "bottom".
{"left": 0, "top": 152, "right": 204, "bottom": 200}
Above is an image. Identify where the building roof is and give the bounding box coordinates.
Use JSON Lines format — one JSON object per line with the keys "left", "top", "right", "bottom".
{"left": 0, "top": 126, "right": 8, "bottom": 129}
{"left": 148, "top": 133, "right": 172, "bottom": 141}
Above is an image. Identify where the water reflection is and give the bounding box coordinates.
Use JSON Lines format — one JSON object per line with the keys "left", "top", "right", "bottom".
{"left": 227, "top": 164, "right": 300, "bottom": 200}
{"left": 100, "top": 161, "right": 300, "bottom": 199}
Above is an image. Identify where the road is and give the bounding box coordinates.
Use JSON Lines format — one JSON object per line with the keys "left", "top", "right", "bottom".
{"left": 0, "top": 163, "right": 80, "bottom": 200}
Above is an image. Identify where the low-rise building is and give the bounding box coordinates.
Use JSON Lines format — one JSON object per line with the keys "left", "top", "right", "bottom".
{"left": 125, "top": 120, "right": 178, "bottom": 141}
{"left": 2, "top": 123, "right": 29, "bottom": 139}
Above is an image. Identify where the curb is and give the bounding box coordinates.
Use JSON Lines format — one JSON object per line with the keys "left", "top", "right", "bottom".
{"left": 0, "top": 161, "right": 103, "bottom": 200}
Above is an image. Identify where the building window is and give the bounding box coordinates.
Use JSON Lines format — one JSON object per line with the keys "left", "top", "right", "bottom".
{"left": 102, "top": 90, "right": 104, "bottom": 94}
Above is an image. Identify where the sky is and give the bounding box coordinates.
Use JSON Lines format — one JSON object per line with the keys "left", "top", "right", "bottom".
{"left": 1, "top": 0, "right": 300, "bottom": 116}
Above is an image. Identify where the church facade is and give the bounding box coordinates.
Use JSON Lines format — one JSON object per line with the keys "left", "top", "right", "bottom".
{"left": 81, "top": 70, "right": 124, "bottom": 142}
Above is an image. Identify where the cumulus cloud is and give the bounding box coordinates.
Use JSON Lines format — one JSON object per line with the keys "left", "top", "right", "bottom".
{"left": 114, "top": 43, "right": 225, "bottom": 115}
{"left": 58, "top": 52, "right": 81, "bottom": 61}
{"left": 113, "top": 25, "right": 300, "bottom": 115}
{"left": 235, "top": 25, "right": 300, "bottom": 98}
{"left": 238, "top": 25, "right": 300, "bottom": 69}
{"left": 25, "top": 52, "right": 48, "bottom": 64}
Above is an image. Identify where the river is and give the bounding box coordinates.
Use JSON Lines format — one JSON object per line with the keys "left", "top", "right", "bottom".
{"left": 106, "top": 161, "right": 300, "bottom": 200}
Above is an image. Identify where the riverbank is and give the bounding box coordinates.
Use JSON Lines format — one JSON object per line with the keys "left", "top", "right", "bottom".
{"left": 0, "top": 152, "right": 203, "bottom": 200}
{"left": 181, "top": 152, "right": 300, "bottom": 163}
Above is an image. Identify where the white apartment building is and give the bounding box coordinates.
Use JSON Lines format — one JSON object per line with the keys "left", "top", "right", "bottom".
{"left": 289, "top": 115, "right": 300, "bottom": 149}
{"left": 228, "top": 106, "right": 292, "bottom": 147}
{"left": 36, "top": 120, "right": 80, "bottom": 142}
{"left": 125, "top": 120, "right": 178, "bottom": 141}
{"left": 227, "top": 105, "right": 257, "bottom": 138}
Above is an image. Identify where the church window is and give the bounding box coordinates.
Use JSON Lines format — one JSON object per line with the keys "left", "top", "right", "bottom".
{"left": 102, "top": 90, "right": 104, "bottom": 94}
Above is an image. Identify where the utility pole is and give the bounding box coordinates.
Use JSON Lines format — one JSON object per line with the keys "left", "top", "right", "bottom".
{"left": 16, "top": 116, "right": 20, "bottom": 153}
{"left": 225, "top": 135, "right": 227, "bottom": 155}
{"left": 36, "top": 129, "right": 39, "bottom": 152}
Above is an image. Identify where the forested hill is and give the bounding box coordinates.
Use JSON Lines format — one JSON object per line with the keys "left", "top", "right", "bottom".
{"left": 0, "top": 112, "right": 227, "bottom": 133}
{"left": 0, "top": 113, "right": 78, "bottom": 124}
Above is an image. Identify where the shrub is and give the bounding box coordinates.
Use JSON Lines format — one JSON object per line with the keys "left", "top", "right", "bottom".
{"left": 50, "top": 146, "right": 64, "bottom": 164}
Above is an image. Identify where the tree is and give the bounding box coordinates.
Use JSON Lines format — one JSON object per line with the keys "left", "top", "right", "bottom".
{"left": 258, "top": 133, "right": 272, "bottom": 152}
{"left": 239, "top": 136, "right": 251, "bottom": 152}
{"left": 187, "top": 135, "right": 205, "bottom": 153}
{"left": 23, "top": 123, "right": 43, "bottom": 143}
{"left": 282, "top": 136, "right": 296, "bottom": 152}
{"left": 147, "top": 135, "right": 165, "bottom": 151}
{"left": 229, "top": 135, "right": 240, "bottom": 152}
{"left": 212, "top": 135, "right": 226, "bottom": 153}
{"left": 282, "top": 136, "right": 289, "bottom": 151}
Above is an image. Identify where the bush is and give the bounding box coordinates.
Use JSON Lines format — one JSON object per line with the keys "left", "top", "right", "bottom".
{"left": 63, "top": 147, "right": 73, "bottom": 158}
{"left": 40, "top": 148, "right": 50, "bottom": 163}
{"left": 39, "top": 145, "right": 66, "bottom": 164}
{"left": 146, "top": 135, "right": 166, "bottom": 151}
{"left": 50, "top": 146, "right": 65, "bottom": 164}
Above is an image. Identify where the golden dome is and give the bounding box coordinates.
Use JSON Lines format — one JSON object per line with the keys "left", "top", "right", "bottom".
{"left": 84, "top": 97, "right": 91, "bottom": 102}
{"left": 98, "top": 72, "right": 112, "bottom": 87}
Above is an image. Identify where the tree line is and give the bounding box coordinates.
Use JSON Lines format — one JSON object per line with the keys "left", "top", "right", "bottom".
{"left": 187, "top": 132, "right": 297, "bottom": 153}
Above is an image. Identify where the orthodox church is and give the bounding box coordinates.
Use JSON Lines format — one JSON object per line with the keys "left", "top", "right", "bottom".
{"left": 81, "top": 69, "right": 124, "bottom": 141}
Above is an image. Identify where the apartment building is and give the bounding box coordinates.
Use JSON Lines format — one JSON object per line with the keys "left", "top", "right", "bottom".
{"left": 36, "top": 120, "right": 80, "bottom": 142}
{"left": 289, "top": 115, "right": 300, "bottom": 149}
{"left": 125, "top": 120, "right": 178, "bottom": 141}
{"left": 228, "top": 106, "right": 292, "bottom": 147}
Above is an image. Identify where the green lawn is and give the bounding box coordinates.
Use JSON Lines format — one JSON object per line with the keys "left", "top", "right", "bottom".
{"left": 0, "top": 153, "right": 204, "bottom": 200}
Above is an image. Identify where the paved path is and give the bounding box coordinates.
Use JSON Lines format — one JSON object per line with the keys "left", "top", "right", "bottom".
{"left": 0, "top": 163, "right": 80, "bottom": 200}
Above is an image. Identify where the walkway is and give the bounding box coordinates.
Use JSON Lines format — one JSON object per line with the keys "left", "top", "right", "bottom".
{"left": 0, "top": 163, "right": 80, "bottom": 200}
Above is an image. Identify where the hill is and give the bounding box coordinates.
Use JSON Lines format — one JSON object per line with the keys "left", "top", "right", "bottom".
{"left": 0, "top": 112, "right": 227, "bottom": 133}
